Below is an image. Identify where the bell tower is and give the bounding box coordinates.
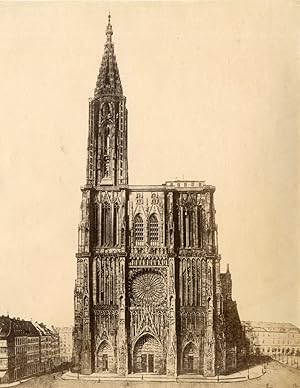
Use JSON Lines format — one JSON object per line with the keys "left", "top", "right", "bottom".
{"left": 86, "top": 14, "right": 128, "bottom": 187}
{"left": 73, "top": 15, "right": 129, "bottom": 377}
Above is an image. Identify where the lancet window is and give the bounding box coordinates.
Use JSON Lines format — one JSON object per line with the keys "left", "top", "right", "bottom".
{"left": 93, "top": 203, "right": 99, "bottom": 245}
{"left": 101, "top": 202, "right": 111, "bottom": 245}
{"left": 134, "top": 214, "right": 144, "bottom": 245}
{"left": 149, "top": 214, "right": 159, "bottom": 245}
{"left": 113, "top": 203, "right": 119, "bottom": 246}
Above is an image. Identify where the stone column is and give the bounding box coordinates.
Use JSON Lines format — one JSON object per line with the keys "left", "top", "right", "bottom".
{"left": 167, "top": 257, "right": 177, "bottom": 376}
{"left": 117, "top": 256, "right": 128, "bottom": 375}
{"left": 203, "top": 260, "right": 215, "bottom": 377}
{"left": 81, "top": 258, "right": 92, "bottom": 375}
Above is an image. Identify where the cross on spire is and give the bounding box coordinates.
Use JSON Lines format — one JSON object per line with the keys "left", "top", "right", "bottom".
{"left": 106, "top": 12, "right": 113, "bottom": 43}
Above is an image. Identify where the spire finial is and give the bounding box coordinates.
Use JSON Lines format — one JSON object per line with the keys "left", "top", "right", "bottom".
{"left": 106, "top": 12, "right": 113, "bottom": 43}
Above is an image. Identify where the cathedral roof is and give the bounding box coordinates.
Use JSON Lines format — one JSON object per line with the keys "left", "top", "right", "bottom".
{"left": 94, "top": 14, "right": 123, "bottom": 98}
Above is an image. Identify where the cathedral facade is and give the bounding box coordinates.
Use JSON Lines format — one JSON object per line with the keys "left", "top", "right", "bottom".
{"left": 73, "top": 17, "right": 244, "bottom": 377}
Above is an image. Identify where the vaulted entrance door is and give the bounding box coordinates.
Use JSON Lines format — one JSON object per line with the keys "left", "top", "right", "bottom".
{"left": 133, "top": 334, "right": 165, "bottom": 374}
{"left": 182, "top": 342, "right": 198, "bottom": 374}
{"left": 96, "top": 341, "right": 114, "bottom": 373}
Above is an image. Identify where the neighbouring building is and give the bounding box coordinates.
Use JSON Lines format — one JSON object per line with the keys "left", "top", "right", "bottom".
{"left": 34, "top": 322, "right": 60, "bottom": 372}
{"left": 220, "top": 266, "right": 247, "bottom": 372}
{"left": 56, "top": 327, "right": 73, "bottom": 363}
{"left": 0, "top": 316, "right": 61, "bottom": 384}
{"left": 0, "top": 316, "right": 40, "bottom": 383}
{"left": 242, "top": 321, "right": 300, "bottom": 358}
{"left": 73, "top": 16, "right": 245, "bottom": 377}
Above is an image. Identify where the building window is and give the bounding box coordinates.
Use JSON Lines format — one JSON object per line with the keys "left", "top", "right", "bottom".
{"left": 149, "top": 214, "right": 159, "bottom": 245}
{"left": 134, "top": 214, "right": 144, "bottom": 244}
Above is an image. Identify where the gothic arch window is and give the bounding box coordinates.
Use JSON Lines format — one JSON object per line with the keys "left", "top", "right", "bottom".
{"left": 197, "top": 207, "right": 203, "bottom": 247}
{"left": 189, "top": 210, "right": 194, "bottom": 247}
{"left": 113, "top": 203, "right": 119, "bottom": 246}
{"left": 121, "top": 228, "right": 125, "bottom": 245}
{"left": 183, "top": 209, "right": 187, "bottom": 247}
{"left": 134, "top": 214, "right": 144, "bottom": 245}
{"left": 93, "top": 204, "right": 99, "bottom": 245}
{"left": 149, "top": 214, "right": 159, "bottom": 245}
{"left": 101, "top": 202, "right": 111, "bottom": 246}
{"left": 182, "top": 208, "right": 194, "bottom": 248}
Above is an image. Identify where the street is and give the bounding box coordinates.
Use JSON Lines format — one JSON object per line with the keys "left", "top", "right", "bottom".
{"left": 19, "top": 361, "right": 300, "bottom": 388}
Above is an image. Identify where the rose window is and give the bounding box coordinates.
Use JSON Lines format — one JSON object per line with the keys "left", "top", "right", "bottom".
{"left": 131, "top": 272, "right": 166, "bottom": 305}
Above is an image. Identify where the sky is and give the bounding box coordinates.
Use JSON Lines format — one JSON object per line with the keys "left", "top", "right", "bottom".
{"left": 0, "top": 1, "right": 299, "bottom": 328}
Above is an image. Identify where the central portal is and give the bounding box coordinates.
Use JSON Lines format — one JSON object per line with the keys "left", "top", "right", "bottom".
{"left": 133, "top": 334, "right": 165, "bottom": 374}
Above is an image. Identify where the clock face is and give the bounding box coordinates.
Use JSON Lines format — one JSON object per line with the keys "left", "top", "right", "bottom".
{"left": 131, "top": 272, "right": 167, "bottom": 306}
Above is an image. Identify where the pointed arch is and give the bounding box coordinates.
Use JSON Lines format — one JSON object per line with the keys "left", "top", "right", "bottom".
{"left": 96, "top": 340, "right": 114, "bottom": 373}
{"left": 133, "top": 333, "right": 165, "bottom": 374}
{"left": 134, "top": 214, "right": 144, "bottom": 245}
{"left": 197, "top": 206, "right": 204, "bottom": 247}
{"left": 101, "top": 202, "right": 111, "bottom": 245}
{"left": 113, "top": 202, "right": 119, "bottom": 246}
{"left": 182, "top": 342, "right": 199, "bottom": 374}
{"left": 149, "top": 213, "right": 159, "bottom": 245}
{"left": 93, "top": 203, "right": 99, "bottom": 245}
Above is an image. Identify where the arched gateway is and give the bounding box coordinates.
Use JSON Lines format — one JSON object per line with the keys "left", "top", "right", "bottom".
{"left": 133, "top": 334, "right": 165, "bottom": 374}
{"left": 182, "top": 342, "right": 199, "bottom": 374}
{"left": 96, "top": 340, "right": 114, "bottom": 373}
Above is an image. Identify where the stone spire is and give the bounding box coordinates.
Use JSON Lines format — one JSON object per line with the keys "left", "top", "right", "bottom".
{"left": 94, "top": 14, "right": 123, "bottom": 97}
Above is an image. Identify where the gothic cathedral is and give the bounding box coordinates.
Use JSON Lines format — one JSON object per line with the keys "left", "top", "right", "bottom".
{"left": 73, "top": 17, "right": 245, "bottom": 377}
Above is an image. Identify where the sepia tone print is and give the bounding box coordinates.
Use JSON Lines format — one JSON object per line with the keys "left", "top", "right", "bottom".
{"left": 0, "top": 1, "right": 299, "bottom": 387}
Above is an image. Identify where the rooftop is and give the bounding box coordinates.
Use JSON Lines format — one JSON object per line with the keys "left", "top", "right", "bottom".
{"left": 242, "top": 321, "right": 300, "bottom": 333}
